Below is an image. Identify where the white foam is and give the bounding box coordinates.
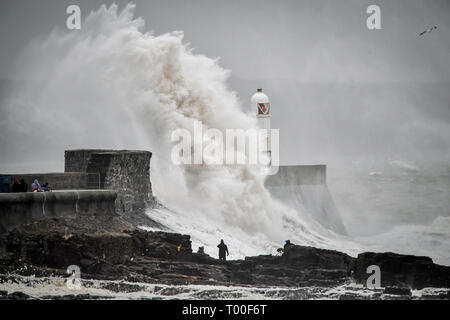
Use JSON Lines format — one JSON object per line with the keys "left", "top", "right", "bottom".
{"left": 1, "top": 4, "right": 448, "bottom": 266}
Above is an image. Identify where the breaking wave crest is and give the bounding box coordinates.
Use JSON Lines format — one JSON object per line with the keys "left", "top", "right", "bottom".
{"left": 0, "top": 4, "right": 355, "bottom": 258}
{"left": 1, "top": 4, "right": 448, "bottom": 264}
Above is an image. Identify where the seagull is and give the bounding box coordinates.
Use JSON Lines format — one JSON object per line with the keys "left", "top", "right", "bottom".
{"left": 419, "top": 26, "right": 437, "bottom": 36}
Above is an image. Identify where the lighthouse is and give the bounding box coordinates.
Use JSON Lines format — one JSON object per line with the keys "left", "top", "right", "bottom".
{"left": 251, "top": 88, "right": 272, "bottom": 167}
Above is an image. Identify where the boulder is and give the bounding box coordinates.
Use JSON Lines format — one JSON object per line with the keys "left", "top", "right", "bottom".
{"left": 383, "top": 287, "right": 412, "bottom": 296}
{"left": 282, "top": 245, "right": 355, "bottom": 272}
{"left": 355, "top": 252, "right": 450, "bottom": 289}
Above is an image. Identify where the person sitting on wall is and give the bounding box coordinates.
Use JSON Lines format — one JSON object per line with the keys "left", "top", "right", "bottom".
{"left": 29, "top": 179, "right": 43, "bottom": 192}
{"left": 19, "top": 179, "right": 28, "bottom": 192}
{"left": 41, "top": 182, "right": 52, "bottom": 192}
{"left": 0, "top": 176, "right": 10, "bottom": 193}
{"left": 11, "top": 179, "right": 20, "bottom": 193}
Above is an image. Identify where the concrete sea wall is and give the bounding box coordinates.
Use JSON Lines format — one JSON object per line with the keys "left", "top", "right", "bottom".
{"left": 1, "top": 151, "right": 345, "bottom": 238}
{"left": 0, "top": 149, "right": 154, "bottom": 232}
{"left": 0, "top": 190, "right": 117, "bottom": 234}
{"left": 3, "top": 172, "right": 100, "bottom": 190}
{"left": 265, "top": 165, "right": 347, "bottom": 235}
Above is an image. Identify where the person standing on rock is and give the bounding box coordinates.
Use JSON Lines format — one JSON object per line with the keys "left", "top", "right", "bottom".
{"left": 217, "top": 240, "right": 229, "bottom": 261}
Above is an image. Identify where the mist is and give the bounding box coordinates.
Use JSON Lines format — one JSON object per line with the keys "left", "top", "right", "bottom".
{"left": 0, "top": 0, "right": 449, "bottom": 258}
{"left": 1, "top": 0, "right": 449, "bottom": 165}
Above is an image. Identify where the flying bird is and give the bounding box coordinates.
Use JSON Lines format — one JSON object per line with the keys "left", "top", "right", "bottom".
{"left": 419, "top": 26, "right": 437, "bottom": 36}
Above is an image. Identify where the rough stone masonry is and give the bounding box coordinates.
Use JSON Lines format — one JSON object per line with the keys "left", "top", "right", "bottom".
{"left": 64, "top": 149, "right": 155, "bottom": 224}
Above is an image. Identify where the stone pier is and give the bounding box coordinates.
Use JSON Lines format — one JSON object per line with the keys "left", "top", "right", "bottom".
{"left": 0, "top": 190, "right": 117, "bottom": 234}
{"left": 65, "top": 149, "right": 154, "bottom": 222}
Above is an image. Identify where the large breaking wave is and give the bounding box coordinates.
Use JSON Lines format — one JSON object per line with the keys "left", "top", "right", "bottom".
{"left": 0, "top": 4, "right": 354, "bottom": 259}
{"left": 0, "top": 4, "right": 448, "bottom": 264}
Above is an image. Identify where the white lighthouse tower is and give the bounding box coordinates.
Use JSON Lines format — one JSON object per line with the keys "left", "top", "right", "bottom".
{"left": 251, "top": 88, "right": 271, "bottom": 167}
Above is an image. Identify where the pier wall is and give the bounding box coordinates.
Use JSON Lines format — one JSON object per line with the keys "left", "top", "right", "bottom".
{"left": 0, "top": 190, "right": 117, "bottom": 234}
{"left": 3, "top": 172, "right": 99, "bottom": 190}
{"left": 65, "top": 150, "right": 154, "bottom": 219}
{"left": 265, "top": 165, "right": 347, "bottom": 235}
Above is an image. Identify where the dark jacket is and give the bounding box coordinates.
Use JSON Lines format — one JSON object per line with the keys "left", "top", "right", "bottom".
{"left": 11, "top": 180, "right": 20, "bottom": 193}
{"left": 217, "top": 242, "right": 229, "bottom": 257}
{"left": 19, "top": 180, "right": 28, "bottom": 192}
{"left": 283, "top": 242, "right": 294, "bottom": 251}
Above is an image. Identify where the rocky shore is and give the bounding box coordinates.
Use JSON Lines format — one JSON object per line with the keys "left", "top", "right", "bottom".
{"left": 0, "top": 216, "right": 449, "bottom": 300}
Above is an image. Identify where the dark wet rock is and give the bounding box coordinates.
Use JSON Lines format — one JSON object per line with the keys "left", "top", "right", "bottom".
{"left": 0, "top": 216, "right": 449, "bottom": 295}
{"left": 7, "top": 291, "right": 31, "bottom": 300}
{"left": 39, "top": 294, "right": 107, "bottom": 300}
{"left": 383, "top": 287, "right": 412, "bottom": 296}
{"left": 282, "top": 245, "right": 355, "bottom": 272}
{"left": 420, "top": 293, "right": 449, "bottom": 300}
{"left": 245, "top": 254, "right": 280, "bottom": 265}
{"left": 339, "top": 293, "right": 369, "bottom": 300}
{"left": 355, "top": 252, "right": 450, "bottom": 289}
{"left": 98, "top": 282, "right": 144, "bottom": 293}
{"left": 0, "top": 218, "right": 192, "bottom": 280}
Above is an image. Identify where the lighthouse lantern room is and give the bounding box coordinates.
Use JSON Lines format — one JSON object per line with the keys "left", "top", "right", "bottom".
{"left": 251, "top": 88, "right": 272, "bottom": 166}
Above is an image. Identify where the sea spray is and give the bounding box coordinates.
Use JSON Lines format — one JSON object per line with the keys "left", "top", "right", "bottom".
{"left": 0, "top": 4, "right": 356, "bottom": 259}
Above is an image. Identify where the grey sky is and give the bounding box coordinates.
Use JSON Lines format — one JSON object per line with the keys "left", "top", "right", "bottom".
{"left": 1, "top": 0, "right": 449, "bottom": 82}
{"left": 1, "top": 0, "right": 449, "bottom": 165}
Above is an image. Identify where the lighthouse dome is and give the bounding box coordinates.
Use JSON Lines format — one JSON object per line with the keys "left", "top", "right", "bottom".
{"left": 251, "top": 88, "right": 269, "bottom": 104}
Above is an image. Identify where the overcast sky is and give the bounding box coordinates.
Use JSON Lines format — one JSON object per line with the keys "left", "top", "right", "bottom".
{"left": 1, "top": 0, "right": 449, "bottom": 165}
{"left": 1, "top": 0, "right": 450, "bottom": 82}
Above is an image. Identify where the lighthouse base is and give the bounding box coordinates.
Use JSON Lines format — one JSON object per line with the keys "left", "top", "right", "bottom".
{"left": 264, "top": 165, "right": 347, "bottom": 235}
